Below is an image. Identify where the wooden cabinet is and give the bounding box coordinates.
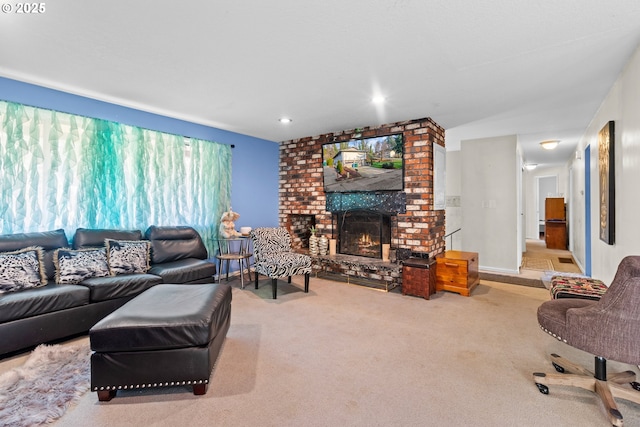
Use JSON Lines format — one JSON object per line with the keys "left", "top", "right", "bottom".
{"left": 545, "top": 197, "right": 565, "bottom": 221}
{"left": 545, "top": 198, "right": 567, "bottom": 250}
{"left": 436, "top": 251, "right": 479, "bottom": 297}
{"left": 402, "top": 258, "right": 436, "bottom": 299}
{"left": 545, "top": 221, "right": 567, "bottom": 250}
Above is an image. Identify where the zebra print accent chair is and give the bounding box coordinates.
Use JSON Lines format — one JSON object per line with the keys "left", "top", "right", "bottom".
{"left": 250, "top": 227, "right": 311, "bottom": 299}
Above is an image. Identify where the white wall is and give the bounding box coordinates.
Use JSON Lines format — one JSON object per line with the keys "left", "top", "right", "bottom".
{"left": 461, "top": 135, "right": 520, "bottom": 273}
{"left": 569, "top": 42, "right": 640, "bottom": 284}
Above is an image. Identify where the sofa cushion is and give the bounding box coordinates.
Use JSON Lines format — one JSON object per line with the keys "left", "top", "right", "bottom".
{"left": 0, "top": 247, "right": 46, "bottom": 294}
{"left": 73, "top": 228, "right": 142, "bottom": 249}
{"left": 90, "top": 283, "right": 232, "bottom": 352}
{"left": 0, "top": 282, "right": 89, "bottom": 323}
{"left": 254, "top": 252, "right": 312, "bottom": 278}
{"left": 148, "top": 258, "right": 216, "bottom": 284}
{"left": 0, "top": 229, "right": 68, "bottom": 281}
{"left": 54, "top": 247, "right": 109, "bottom": 284}
{"left": 80, "top": 273, "right": 162, "bottom": 302}
{"left": 106, "top": 239, "right": 151, "bottom": 275}
{"left": 145, "top": 226, "right": 208, "bottom": 263}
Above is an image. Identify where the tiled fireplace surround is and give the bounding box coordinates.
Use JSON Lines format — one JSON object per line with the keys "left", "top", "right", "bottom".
{"left": 279, "top": 117, "right": 446, "bottom": 289}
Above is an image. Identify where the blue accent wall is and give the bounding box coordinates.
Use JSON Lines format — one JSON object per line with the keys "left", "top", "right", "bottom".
{"left": 0, "top": 77, "right": 280, "bottom": 230}
{"left": 585, "top": 145, "right": 591, "bottom": 276}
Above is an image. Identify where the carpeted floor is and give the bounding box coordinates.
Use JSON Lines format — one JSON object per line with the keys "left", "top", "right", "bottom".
{"left": 523, "top": 239, "right": 582, "bottom": 274}
{"left": 1, "top": 275, "right": 637, "bottom": 427}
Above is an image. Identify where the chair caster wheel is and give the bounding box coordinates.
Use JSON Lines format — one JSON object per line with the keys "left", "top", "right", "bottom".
{"left": 551, "top": 362, "right": 565, "bottom": 373}
{"left": 631, "top": 381, "right": 640, "bottom": 391}
{"left": 536, "top": 383, "right": 549, "bottom": 394}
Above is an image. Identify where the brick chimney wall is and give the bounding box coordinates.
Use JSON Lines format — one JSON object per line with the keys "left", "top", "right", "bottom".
{"left": 279, "top": 117, "right": 446, "bottom": 258}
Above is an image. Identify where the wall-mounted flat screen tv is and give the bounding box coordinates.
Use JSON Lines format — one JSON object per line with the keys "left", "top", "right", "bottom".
{"left": 322, "top": 134, "right": 403, "bottom": 192}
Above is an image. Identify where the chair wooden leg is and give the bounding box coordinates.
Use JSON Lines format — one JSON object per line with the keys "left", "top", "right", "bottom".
{"left": 304, "top": 273, "right": 309, "bottom": 292}
{"left": 533, "top": 354, "right": 640, "bottom": 427}
{"left": 594, "top": 380, "right": 624, "bottom": 426}
{"left": 608, "top": 370, "right": 636, "bottom": 385}
{"left": 288, "top": 276, "right": 292, "bottom": 283}
{"left": 533, "top": 372, "right": 597, "bottom": 392}
{"left": 550, "top": 353, "right": 594, "bottom": 376}
{"left": 610, "top": 381, "right": 640, "bottom": 405}
{"left": 255, "top": 272, "right": 259, "bottom": 289}
{"left": 271, "top": 278, "right": 277, "bottom": 299}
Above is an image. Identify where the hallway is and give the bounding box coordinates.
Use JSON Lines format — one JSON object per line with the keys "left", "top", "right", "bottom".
{"left": 479, "top": 238, "right": 583, "bottom": 288}
{"left": 522, "top": 238, "right": 582, "bottom": 274}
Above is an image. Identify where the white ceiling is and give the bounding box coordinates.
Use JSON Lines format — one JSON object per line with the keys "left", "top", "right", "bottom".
{"left": 1, "top": 1, "right": 640, "bottom": 167}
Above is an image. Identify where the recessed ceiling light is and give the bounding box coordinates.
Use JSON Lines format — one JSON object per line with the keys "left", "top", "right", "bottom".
{"left": 279, "top": 117, "right": 292, "bottom": 124}
{"left": 371, "top": 95, "right": 386, "bottom": 104}
{"left": 540, "top": 140, "right": 559, "bottom": 150}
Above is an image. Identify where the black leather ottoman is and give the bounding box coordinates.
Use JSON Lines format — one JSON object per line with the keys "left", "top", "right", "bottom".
{"left": 89, "top": 283, "right": 232, "bottom": 401}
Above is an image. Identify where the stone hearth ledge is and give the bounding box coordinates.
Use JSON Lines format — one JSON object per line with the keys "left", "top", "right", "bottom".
{"left": 311, "top": 254, "right": 402, "bottom": 292}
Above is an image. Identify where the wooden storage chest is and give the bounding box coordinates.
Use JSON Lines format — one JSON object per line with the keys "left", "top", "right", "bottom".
{"left": 401, "top": 258, "right": 436, "bottom": 299}
{"left": 436, "top": 251, "right": 479, "bottom": 297}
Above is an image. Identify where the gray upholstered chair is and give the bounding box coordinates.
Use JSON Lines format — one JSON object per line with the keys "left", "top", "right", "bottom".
{"left": 533, "top": 256, "right": 640, "bottom": 427}
{"left": 250, "top": 227, "right": 311, "bottom": 299}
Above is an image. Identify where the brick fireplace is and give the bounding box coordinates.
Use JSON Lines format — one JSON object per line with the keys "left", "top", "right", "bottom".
{"left": 279, "top": 117, "right": 446, "bottom": 287}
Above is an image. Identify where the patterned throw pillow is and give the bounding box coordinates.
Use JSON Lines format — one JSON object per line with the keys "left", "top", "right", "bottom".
{"left": 54, "top": 248, "right": 109, "bottom": 284}
{"left": 0, "top": 246, "right": 46, "bottom": 294}
{"left": 105, "top": 239, "right": 151, "bottom": 275}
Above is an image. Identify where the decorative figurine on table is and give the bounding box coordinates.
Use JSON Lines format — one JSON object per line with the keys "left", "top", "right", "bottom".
{"left": 219, "top": 209, "right": 242, "bottom": 238}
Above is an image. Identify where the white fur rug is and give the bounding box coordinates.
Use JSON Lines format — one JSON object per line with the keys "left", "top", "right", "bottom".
{"left": 0, "top": 343, "right": 91, "bottom": 427}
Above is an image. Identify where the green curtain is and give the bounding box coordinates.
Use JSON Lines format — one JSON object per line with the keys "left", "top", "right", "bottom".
{"left": 0, "top": 100, "right": 232, "bottom": 256}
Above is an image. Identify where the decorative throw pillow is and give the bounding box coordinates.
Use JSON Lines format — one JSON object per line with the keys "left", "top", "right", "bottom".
{"left": 54, "top": 247, "right": 109, "bottom": 284}
{"left": 105, "top": 239, "right": 151, "bottom": 275}
{"left": 0, "top": 246, "right": 46, "bottom": 294}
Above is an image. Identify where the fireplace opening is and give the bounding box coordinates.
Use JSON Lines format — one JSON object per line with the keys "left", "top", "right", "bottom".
{"left": 337, "top": 210, "right": 391, "bottom": 258}
{"left": 287, "top": 214, "right": 316, "bottom": 250}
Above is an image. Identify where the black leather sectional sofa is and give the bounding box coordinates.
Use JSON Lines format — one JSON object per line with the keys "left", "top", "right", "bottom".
{"left": 0, "top": 226, "right": 216, "bottom": 357}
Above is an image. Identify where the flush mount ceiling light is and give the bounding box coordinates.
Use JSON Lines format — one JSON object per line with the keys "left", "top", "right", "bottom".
{"left": 278, "top": 117, "right": 292, "bottom": 124}
{"left": 371, "top": 95, "right": 386, "bottom": 104}
{"left": 540, "top": 140, "right": 559, "bottom": 150}
{"left": 525, "top": 164, "right": 538, "bottom": 171}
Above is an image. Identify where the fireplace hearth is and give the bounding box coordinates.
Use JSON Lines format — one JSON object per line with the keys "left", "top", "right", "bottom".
{"left": 337, "top": 210, "right": 390, "bottom": 259}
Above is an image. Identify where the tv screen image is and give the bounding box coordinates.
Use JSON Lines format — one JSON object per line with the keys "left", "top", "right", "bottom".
{"left": 322, "top": 134, "right": 403, "bottom": 192}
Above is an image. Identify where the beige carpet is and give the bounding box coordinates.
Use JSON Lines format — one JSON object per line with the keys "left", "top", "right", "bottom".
{"left": 2, "top": 277, "right": 639, "bottom": 426}
{"left": 523, "top": 239, "right": 583, "bottom": 274}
